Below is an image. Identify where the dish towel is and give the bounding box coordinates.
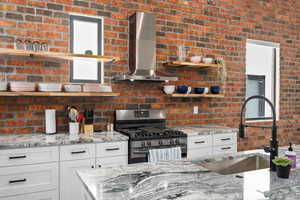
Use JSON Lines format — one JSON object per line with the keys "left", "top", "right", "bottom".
{"left": 148, "top": 147, "right": 182, "bottom": 163}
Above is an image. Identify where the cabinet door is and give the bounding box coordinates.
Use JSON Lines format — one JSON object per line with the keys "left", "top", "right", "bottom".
{"left": 1, "top": 190, "right": 58, "bottom": 200}
{"left": 187, "top": 147, "right": 212, "bottom": 160}
{"left": 96, "top": 156, "right": 127, "bottom": 168}
{"left": 0, "top": 163, "right": 58, "bottom": 198}
{"left": 60, "top": 159, "right": 95, "bottom": 200}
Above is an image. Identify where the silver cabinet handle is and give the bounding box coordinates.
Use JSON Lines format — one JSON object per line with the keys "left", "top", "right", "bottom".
{"left": 105, "top": 148, "right": 119, "bottom": 151}
{"left": 221, "top": 138, "right": 231, "bottom": 141}
{"left": 9, "top": 178, "right": 26, "bottom": 184}
{"left": 71, "top": 150, "right": 86, "bottom": 154}
{"left": 194, "top": 141, "right": 205, "bottom": 144}
{"left": 9, "top": 155, "right": 26, "bottom": 159}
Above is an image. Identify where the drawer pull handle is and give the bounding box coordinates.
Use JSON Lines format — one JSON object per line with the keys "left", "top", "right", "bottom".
{"left": 9, "top": 178, "right": 26, "bottom": 184}
{"left": 194, "top": 141, "right": 205, "bottom": 144}
{"left": 106, "top": 148, "right": 120, "bottom": 151}
{"left": 221, "top": 138, "right": 231, "bottom": 141}
{"left": 221, "top": 147, "right": 231, "bottom": 150}
{"left": 71, "top": 150, "right": 86, "bottom": 154}
{"left": 9, "top": 155, "right": 26, "bottom": 159}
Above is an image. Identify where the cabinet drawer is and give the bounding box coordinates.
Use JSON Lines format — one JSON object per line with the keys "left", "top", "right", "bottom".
{"left": 1, "top": 190, "right": 58, "bottom": 200}
{"left": 0, "top": 163, "right": 58, "bottom": 198}
{"left": 213, "top": 133, "right": 236, "bottom": 146}
{"left": 96, "top": 156, "right": 127, "bottom": 168}
{"left": 187, "top": 147, "right": 212, "bottom": 160}
{"left": 188, "top": 135, "right": 212, "bottom": 150}
{"left": 213, "top": 144, "right": 237, "bottom": 155}
{"left": 60, "top": 144, "right": 95, "bottom": 161}
{"left": 96, "top": 141, "right": 128, "bottom": 158}
{"left": 0, "top": 146, "right": 59, "bottom": 167}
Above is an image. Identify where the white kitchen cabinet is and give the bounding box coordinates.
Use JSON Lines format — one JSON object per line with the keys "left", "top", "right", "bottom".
{"left": 187, "top": 147, "right": 212, "bottom": 160}
{"left": 96, "top": 141, "right": 128, "bottom": 158}
{"left": 60, "top": 159, "right": 95, "bottom": 200}
{"left": 0, "top": 163, "right": 58, "bottom": 198}
{"left": 60, "top": 144, "right": 95, "bottom": 161}
{"left": 188, "top": 135, "right": 212, "bottom": 149}
{"left": 1, "top": 190, "right": 58, "bottom": 200}
{"left": 213, "top": 144, "right": 237, "bottom": 155}
{"left": 187, "top": 132, "right": 237, "bottom": 160}
{"left": 213, "top": 133, "right": 237, "bottom": 146}
{"left": 96, "top": 156, "right": 127, "bottom": 168}
{"left": 0, "top": 146, "right": 59, "bottom": 167}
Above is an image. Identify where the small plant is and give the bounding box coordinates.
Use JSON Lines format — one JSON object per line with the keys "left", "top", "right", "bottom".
{"left": 272, "top": 157, "right": 292, "bottom": 167}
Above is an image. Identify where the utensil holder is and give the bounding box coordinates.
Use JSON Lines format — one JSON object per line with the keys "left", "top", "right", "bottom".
{"left": 69, "top": 122, "right": 79, "bottom": 137}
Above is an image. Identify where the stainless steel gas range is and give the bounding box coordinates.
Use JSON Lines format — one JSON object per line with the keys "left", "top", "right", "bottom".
{"left": 115, "top": 109, "right": 187, "bottom": 164}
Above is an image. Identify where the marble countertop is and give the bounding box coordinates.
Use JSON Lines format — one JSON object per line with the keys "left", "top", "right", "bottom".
{"left": 171, "top": 124, "right": 238, "bottom": 136}
{"left": 78, "top": 146, "right": 300, "bottom": 200}
{"left": 0, "top": 131, "right": 128, "bottom": 149}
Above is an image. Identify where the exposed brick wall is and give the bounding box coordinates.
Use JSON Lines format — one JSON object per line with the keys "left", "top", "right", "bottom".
{"left": 0, "top": 0, "right": 300, "bottom": 151}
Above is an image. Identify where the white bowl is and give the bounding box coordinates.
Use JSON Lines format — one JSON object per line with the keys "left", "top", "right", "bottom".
{"left": 10, "top": 82, "right": 36, "bottom": 92}
{"left": 163, "top": 85, "right": 175, "bottom": 94}
{"left": 202, "top": 57, "right": 213, "bottom": 64}
{"left": 99, "top": 85, "right": 112, "bottom": 93}
{"left": 38, "top": 83, "right": 62, "bottom": 92}
{"left": 64, "top": 84, "right": 82, "bottom": 92}
{"left": 0, "top": 82, "right": 7, "bottom": 91}
{"left": 190, "top": 56, "right": 202, "bottom": 63}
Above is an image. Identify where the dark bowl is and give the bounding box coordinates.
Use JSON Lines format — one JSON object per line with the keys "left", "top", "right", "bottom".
{"left": 177, "top": 85, "right": 188, "bottom": 93}
{"left": 194, "top": 87, "right": 205, "bottom": 94}
{"left": 210, "top": 86, "right": 220, "bottom": 94}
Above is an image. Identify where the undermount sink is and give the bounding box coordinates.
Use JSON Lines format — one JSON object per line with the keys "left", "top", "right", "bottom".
{"left": 199, "top": 155, "right": 269, "bottom": 175}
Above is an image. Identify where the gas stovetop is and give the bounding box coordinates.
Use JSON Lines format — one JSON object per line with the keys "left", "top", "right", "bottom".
{"left": 117, "top": 127, "right": 186, "bottom": 140}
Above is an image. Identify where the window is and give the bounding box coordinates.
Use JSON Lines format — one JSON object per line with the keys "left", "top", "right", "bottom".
{"left": 245, "top": 39, "right": 280, "bottom": 121}
{"left": 70, "top": 15, "right": 104, "bottom": 83}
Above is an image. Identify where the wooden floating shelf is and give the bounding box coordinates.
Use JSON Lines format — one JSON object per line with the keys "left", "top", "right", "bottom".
{"left": 0, "top": 48, "right": 119, "bottom": 62}
{"left": 0, "top": 92, "right": 120, "bottom": 97}
{"left": 164, "top": 61, "right": 221, "bottom": 68}
{"left": 170, "top": 93, "right": 224, "bottom": 98}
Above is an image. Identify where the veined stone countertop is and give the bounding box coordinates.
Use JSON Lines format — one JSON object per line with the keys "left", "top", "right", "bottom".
{"left": 171, "top": 124, "right": 238, "bottom": 136}
{"left": 0, "top": 131, "right": 128, "bottom": 150}
{"left": 77, "top": 146, "right": 300, "bottom": 200}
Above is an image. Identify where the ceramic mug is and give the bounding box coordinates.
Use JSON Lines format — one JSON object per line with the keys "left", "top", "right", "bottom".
{"left": 203, "top": 87, "right": 209, "bottom": 94}
{"left": 177, "top": 85, "right": 191, "bottom": 94}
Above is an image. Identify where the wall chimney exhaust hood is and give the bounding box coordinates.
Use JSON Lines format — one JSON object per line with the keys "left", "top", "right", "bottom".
{"left": 114, "top": 12, "right": 178, "bottom": 82}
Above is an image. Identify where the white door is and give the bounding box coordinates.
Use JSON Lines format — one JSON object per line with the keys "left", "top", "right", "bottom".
{"left": 60, "top": 159, "right": 95, "bottom": 200}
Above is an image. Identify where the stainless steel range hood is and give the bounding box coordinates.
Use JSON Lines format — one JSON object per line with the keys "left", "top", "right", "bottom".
{"left": 114, "top": 12, "right": 178, "bottom": 82}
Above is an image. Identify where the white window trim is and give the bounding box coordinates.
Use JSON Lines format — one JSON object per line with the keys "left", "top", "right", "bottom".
{"left": 245, "top": 39, "right": 280, "bottom": 122}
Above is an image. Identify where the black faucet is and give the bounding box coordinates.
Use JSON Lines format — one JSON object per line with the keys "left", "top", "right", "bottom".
{"left": 239, "top": 95, "right": 278, "bottom": 171}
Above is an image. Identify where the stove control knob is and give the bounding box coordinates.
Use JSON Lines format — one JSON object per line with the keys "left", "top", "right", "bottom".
{"left": 170, "top": 139, "right": 174, "bottom": 145}
{"left": 147, "top": 141, "right": 152, "bottom": 146}
{"left": 158, "top": 140, "right": 163, "bottom": 145}
{"left": 141, "top": 142, "right": 146, "bottom": 147}
{"left": 175, "top": 139, "right": 180, "bottom": 144}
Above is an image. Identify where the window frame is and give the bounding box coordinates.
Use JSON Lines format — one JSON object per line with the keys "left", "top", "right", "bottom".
{"left": 70, "top": 14, "right": 104, "bottom": 83}
{"left": 245, "top": 39, "right": 280, "bottom": 122}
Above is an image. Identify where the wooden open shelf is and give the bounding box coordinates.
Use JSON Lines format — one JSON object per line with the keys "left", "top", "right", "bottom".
{"left": 0, "top": 48, "right": 119, "bottom": 62}
{"left": 0, "top": 92, "right": 120, "bottom": 97}
{"left": 170, "top": 93, "right": 224, "bottom": 98}
{"left": 164, "top": 61, "right": 220, "bottom": 68}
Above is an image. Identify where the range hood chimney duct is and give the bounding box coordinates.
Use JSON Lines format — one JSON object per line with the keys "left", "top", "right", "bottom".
{"left": 114, "top": 12, "right": 178, "bottom": 82}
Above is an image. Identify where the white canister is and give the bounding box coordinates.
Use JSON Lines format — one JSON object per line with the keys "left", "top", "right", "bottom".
{"left": 69, "top": 122, "right": 79, "bottom": 137}
{"left": 45, "top": 109, "right": 56, "bottom": 134}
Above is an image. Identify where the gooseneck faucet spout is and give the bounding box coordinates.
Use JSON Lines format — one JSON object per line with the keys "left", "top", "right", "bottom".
{"left": 239, "top": 95, "right": 278, "bottom": 171}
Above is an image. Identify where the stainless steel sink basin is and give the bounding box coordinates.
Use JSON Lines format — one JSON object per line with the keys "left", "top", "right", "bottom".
{"left": 199, "top": 155, "right": 269, "bottom": 175}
